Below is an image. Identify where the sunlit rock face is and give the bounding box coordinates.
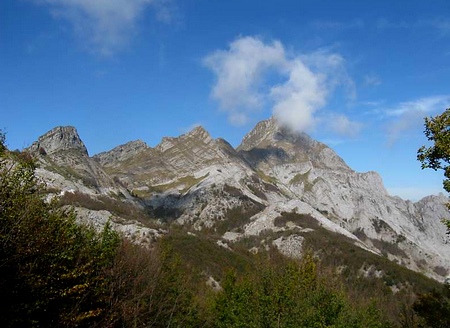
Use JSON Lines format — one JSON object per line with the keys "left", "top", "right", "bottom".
{"left": 27, "top": 119, "right": 450, "bottom": 282}
{"left": 28, "top": 126, "right": 88, "bottom": 156}
{"left": 237, "top": 117, "right": 450, "bottom": 282}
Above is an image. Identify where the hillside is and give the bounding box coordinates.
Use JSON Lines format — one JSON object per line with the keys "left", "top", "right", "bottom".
{"left": 25, "top": 118, "right": 450, "bottom": 284}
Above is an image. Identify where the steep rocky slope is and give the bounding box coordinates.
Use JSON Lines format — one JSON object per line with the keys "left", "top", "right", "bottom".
{"left": 25, "top": 126, "right": 162, "bottom": 244}
{"left": 93, "top": 126, "right": 269, "bottom": 227}
{"left": 28, "top": 126, "right": 120, "bottom": 194}
{"left": 236, "top": 118, "right": 450, "bottom": 281}
{"left": 25, "top": 120, "right": 450, "bottom": 282}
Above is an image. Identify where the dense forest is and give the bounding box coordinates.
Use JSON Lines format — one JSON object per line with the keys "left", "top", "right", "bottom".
{"left": 1, "top": 132, "right": 449, "bottom": 327}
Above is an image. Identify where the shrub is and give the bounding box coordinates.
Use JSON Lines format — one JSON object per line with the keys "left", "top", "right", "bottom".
{"left": 0, "top": 145, "right": 120, "bottom": 327}
{"left": 274, "top": 212, "right": 319, "bottom": 229}
{"left": 0, "top": 134, "right": 201, "bottom": 327}
{"left": 211, "top": 253, "right": 391, "bottom": 327}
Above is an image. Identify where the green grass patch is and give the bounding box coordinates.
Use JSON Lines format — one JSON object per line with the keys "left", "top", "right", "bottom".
{"left": 132, "top": 173, "right": 209, "bottom": 197}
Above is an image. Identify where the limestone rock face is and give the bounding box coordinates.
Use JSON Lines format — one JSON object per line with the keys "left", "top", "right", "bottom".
{"left": 238, "top": 117, "right": 349, "bottom": 171}
{"left": 94, "top": 140, "right": 148, "bottom": 167}
{"left": 96, "top": 125, "right": 254, "bottom": 188}
{"left": 93, "top": 125, "right": 264, "bottom": 228}
{"left": 236, "top": 118, "right": 450, "bottom": 281}
{"left": 27, "top": 126, "right": 132, "bottom": 197}
{"left": 25, "top": 120, "right": 450, "bottom": 282}
{"left": 28, "top": 126, "right": 88, "bottom": 156}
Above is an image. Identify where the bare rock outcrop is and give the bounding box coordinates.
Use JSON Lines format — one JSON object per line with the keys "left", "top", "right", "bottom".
{"left": 25, "top": 119, "right": 450, "bottom": 282}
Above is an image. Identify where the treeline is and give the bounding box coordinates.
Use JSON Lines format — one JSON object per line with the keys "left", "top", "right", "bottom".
{"left": 0, "top": 140, "right": 200, "bottom": 327}
{"left": 0, "top": 135, "right": 449, "bottom": 327}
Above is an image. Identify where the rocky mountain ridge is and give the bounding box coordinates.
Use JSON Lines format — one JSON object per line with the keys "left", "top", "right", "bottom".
{"left": 26, "top": 118, "right": 450, "bottom": 282}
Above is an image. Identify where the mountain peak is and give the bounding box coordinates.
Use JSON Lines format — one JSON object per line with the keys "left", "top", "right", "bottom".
{"left": 185, "top": 125, "right": 212, "bottom": 141}
{"left": 237, "top": 117, "right": 350, "bottom": 171}
{"left": 237, "top": 117, "right": 278, "bottom": 152}
{"left": 237, "top": 117, "right": 315, "bottom": 151}
{"left": 28, "top": 126, "right": 88, "bottom": 156}
{"left": 93, "top": 139, "right": 149, "bottom": 166}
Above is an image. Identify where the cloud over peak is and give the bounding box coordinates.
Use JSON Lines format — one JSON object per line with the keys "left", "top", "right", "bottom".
{"left": 204, "top": 36, "right": 358, "bottom": 134}
{"left": 203, "top": 37, "right": 286, "bottom": 125}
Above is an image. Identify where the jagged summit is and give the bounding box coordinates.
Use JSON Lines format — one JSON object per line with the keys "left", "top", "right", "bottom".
{"left": 155, "top": 125, "right": 213, "bottom": 153}
{"left": 27, "top": 126, "right": 126, "bottom": 192}
{"left": 237, "top": 117, "right": 279, "bottom": 151}
{"left": 237, "top": 117, "right": 349, "bottom": 171}
{"left": 237, "top": 117, "right": 313, "bottom": 150}
{"left": 186, "top": 125, "right": 211, "bottom": 140}
{"left": 23, "top": 120, "right": 450, "bottom": 282}
{"left": 28, "top": 126, "right": 88, "bottom": 156}
{"left": 93, "top": 140, "right": 149, "bottom": 167}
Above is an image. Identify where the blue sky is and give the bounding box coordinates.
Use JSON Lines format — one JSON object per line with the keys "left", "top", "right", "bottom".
{"left": 1, "top": 0, "right": 450, "bottom": 201}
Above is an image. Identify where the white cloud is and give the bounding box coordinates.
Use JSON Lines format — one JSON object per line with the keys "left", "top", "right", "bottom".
{"left": 421, "top": 18, "right": 450, "bottom": 37}
{"left": 385, "top": 95, "right": 450, "bottom": 144}
{"left": 204, "top": 36, "right": 356, "bottom": 133}
{"left": 387, "top": 95, "right": 450, "bottom": 117}
{"left": 326, "top": 114, "right": 363, "bottom": 137}
{"left": 271, "top": 59, "right": 327, "bottom": 132}
{"left": 364, "top": 74, "right": 382, "bottom": 86}
{"left": 311, "top": 19, "right": 364, "bottom": 30}
{"left": 376, "top": 18, "right": 410, "bottom": 30}
{"left": 33, "top": 0, "right": 171, "bottom": 56}
{"left": 203, "top": 36, "right": 286, "bottom": 125}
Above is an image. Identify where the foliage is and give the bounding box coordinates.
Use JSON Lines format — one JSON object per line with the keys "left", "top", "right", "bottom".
{"left": 102, "top": 240, "right": 202, "bottom": 327}
{"left": 58, "top": 190, "right": 155, "bottom": 225}
{"left": 211, "top": 253, "right": 391, "bottom": 327}
{"left": 274, "top": 212, "right": 319, "bottom": 229}
{"left": 412, "top": 284, "right": 450, "bottom": 328}
{"left": 161, "top": 230, "right": 253, "bottom": 279}
{"left": 216, "top": 201, "right": 265, "bottom": 234}
{"left": 417, "top": 108, "right": 450, "bottom": 232}
{"left": 0, "top": 133, "right": 201, "bottom": 327}
{"left": 0, "top": 137, "right": 120, "bottom": 327}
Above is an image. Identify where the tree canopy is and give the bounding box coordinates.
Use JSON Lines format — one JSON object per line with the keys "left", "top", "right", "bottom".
{"left": 417, "top": 108, "right": 450, "bottom": 233}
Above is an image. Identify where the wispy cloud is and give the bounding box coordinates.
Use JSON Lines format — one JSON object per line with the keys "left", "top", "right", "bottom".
{"left": 204, "top": 36, "right": 357, "bottom": 134}
{"left": 427, "top": 18, "right": 450, "bottom": 36}
{"left": 326, "top": 114, "right": 363, "bottom": 138}
{"left": 376, "top": 18, "right": 410, "bottom": 30}
{"left": 364, "top": 74, "right": 382, "bottom": 86}
{"left": 386, "top": 95, "right": 450, "bottom": 117}
{"left": 311, "top": 19, "right": 364, "bottom": 30}
{"left": 32, "top": 0, "right": 175, "bottom": 56}
{"left": 385, "top": 95, "right": 450, "bottom": 144}
{"left": 152, "top": 0, "right": 179, "bottom": 24}
{"left": 376, "top": 17, "right": 450, "bottom": 37}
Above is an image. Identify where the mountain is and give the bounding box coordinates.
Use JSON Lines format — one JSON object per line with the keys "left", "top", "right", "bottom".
{"left": 236, "top": 118, "right": 450, "bottom": 280}
{"left": 25, "top": 119, "right": 450, "bottom": 282}
{"left": 28, "top": 126, "right": 117, "bottom": 192}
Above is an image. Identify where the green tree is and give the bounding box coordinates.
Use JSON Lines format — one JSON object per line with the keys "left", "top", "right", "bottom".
{"left": 417, "top": 108, "right": 450, "bottom": 232}
{"left": 0, "top": 131, "right": 121, "bottom": 327}
{"left": 0, "top": 131, "right": 202, "bottom": 327}
{"left": 412, "top": 284, "right": 450, "bottom": 328}
{"left": 211, "top": 253, "right": 390, "bottom": 327}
